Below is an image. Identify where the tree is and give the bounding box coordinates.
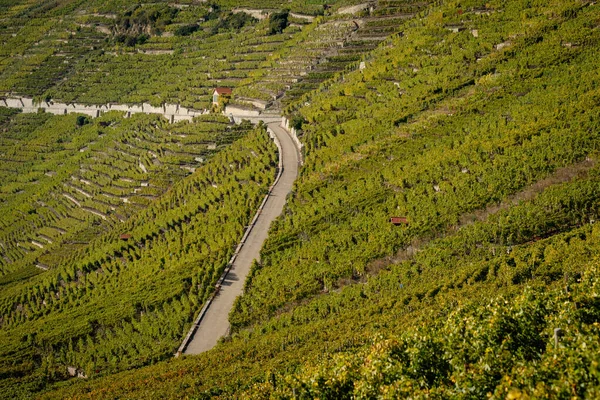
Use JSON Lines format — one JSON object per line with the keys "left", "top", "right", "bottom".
{"left": 175, "top": 24, "right": 199, "bottom": 36}
{"left": 290, "top": 114, "right": 306, "bottom": 130}
{"left": 268, "top": 11, "right": 289, "bottom": 35}
{"left": 76, "top": 115, "right": 90, "bottom": 127}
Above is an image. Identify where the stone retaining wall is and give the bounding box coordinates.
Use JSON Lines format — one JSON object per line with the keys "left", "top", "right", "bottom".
{"left": 281, "top": 116, "right": 305, "bottom": 164}
{"left": 224, "top": 104, "right": 283, "bottom": 125}
{"left": 1, "top": 96, "right": 208, "bottom": 123}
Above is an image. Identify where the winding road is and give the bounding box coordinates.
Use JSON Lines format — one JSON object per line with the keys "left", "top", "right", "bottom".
{"left": 182, "top": 122, "right": 300, "bottom": 354}
{"left": 3, "top": 96, "right": 301, "bottom": 355}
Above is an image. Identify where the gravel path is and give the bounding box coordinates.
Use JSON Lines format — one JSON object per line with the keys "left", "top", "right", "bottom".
{"left": 183, "top": 122, "right": 299, "bottom": 354}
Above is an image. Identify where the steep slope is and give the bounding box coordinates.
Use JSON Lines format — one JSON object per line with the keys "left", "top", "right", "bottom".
{"left": 1, "top": 0, "right": 380, "bottom": 397}
{"left": 0, "top": 118, "right": 277, "bottom": 398}
{"left": 39, "top": 162, "right": 600, "bottom": 399}
{"left": 34, "top": 0, "right": 600, "bottom": 398}
{"left": 233, "top": 0, "right": 600, "bottom": 329}
{"left": 0, "top": 112, "right": 245, "bottom": 277}
{"left": 0, "top": 0, "right": 369, "bottom": 109}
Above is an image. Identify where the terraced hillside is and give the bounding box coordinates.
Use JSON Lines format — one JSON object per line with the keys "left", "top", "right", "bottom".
{"left": 30, "top": 0, "right": 600, "bottom": 398}
{"left": 0, "top": 111, "right": 248, "bottom": 279}
{"left": 1, "top": 0, "right": 297, "bottom": 108}
{"left": 233, "top": 0, "right": 430, "bottom": 109}
{"left": 233, "top": 0, "right": 600, "bottom": 328}
{"left": 2, "top": 0, "right": 600, "bottom": 398}
{"left": 0, "top": 119, "right": 277, "bottom": 398}
{"left": 2, "top": 0, "right": 428, "bottom": 112}
{"left": 1, "top": 0, "right": 387, "bottom": 396}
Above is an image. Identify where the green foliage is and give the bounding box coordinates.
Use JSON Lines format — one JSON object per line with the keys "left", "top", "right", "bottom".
{"left": 211, "top": 12, "right": 257, "bottom": 34}
{"left": 242, "top": 261, "right": 600, "bottom": 398}
{"left": 0, "top": 107, "right": 21, "bottom": 124}
{"left": 231, "top": 0, "right": 600, "bottom": 331}
{"left": 0, "top": 0, "right": 298, "bottom": 108}
{"left": 267, "top": 11, "right": 289, "bottom": 35}
{"left": 0, "top": 118, "right": 277, "bottom": 396}
{"left": 0, "top": 112, "right": 248, "bottom": 278}
{"left": 34, "top": 189, "right": 600, "bottom": 399}
{"left": 75, "top": 115, "right": 90, "bottom": 127}
{"left": 289, "top": 114, "right": 305, "bottom": 130}
{"left": 115, "top": 4, "right": 179, "bottom": 36}
{"left": 114, "top": 33, "right": 149, "bottom": 47}
{"left": 174, "top": 24, "right": 200, "bottom": 37}
{"left": 3, "top": 0, "right": 600, "bottom": 398}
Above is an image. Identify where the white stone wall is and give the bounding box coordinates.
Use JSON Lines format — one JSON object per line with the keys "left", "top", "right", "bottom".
{"left": 235, "top": 97, "right": 270, "bottom": 110}
{"left": 225, "top": 104, "right": 261, "bottom": 117}
{"left": 289, "top": 12, "right": 315, "bottom": 21}
{"left": 129, "top": 105, "right": 143, "bottom": 114}
{"left": 173, "top": 115, "right": 194, "bottom": 122}
{"left": 109, "top": 104, "right": 130, "bottom": 112}
{"left": 45, "top": 108, "right": 66, "bottom": 115}
{"left": 2, "top": 97, "right": 206, "bottom": 123}
{"left": 143, "top": 103, "right": 164, "bottom": 114}
{"left": 232, "top": 8, "right": 268, "bottom": 20}
{"left": 231, "top": 115, "right": 280, "bottom": 125}
{"left": 281, "top": 116, "right": 304, "bottom": 164}
{"left": 165, "top": 104, "right": 178, "bottom": 114}
{"left": 2, "top": 97, "right": 294, "bottom": 131}
{"left": 6, "top": 98, "right": 23, "bottom": 108}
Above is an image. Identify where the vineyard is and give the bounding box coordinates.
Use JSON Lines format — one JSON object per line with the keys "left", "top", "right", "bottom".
{"left": 2, "top": 0, "right": 600, "bottom": 398}
{"left": 232, "top": 0, "right": 600, "bottom": 330}
{"left": 35, "top": 161, "right": 600, "bottom": 399}
{"left": 1, "top": 0, "right": 431, "bottom": 112}
{"left": 0, "top": 112, "right": 248, "bottom": 278}
{"left": 1, "top": 0, "right": 296, "bottom": 108}
{"left": 0, "top": 118, "right": 277, "bottom": 397}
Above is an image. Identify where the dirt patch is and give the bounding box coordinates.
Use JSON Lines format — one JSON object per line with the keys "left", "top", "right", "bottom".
{"left": 345, "top": 158, "right": 596, "bottom": 294}
{"left": 458, "top": 158, "right": 595, "bottom": 227}
{"left": 337, "top": 3, "right": 371, "bottom": 15}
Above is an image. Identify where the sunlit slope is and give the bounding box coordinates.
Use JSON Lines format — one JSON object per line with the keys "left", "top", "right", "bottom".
{"left": 233, "top": 1, "right": 429, "bottom": 108}
{"left": 40, "top": 161, "right": 600, "bottom": 399}
{"left": 0, "top": 0, "right": 370, "bottom": 109}
{"left": 0, "top": 123, "right": 277, "bottom": 398}
{"left": 36, "top": 0, "right": 600, "bottom": 398}
{"left": 0, "top": 0, "right": 295, "bottom": 107}
{"left": 232, "top": 0, "right": 600, "bottom": 329}
{"left": 0, "top": 112, "right": 247, "bottom": 279}
{"left": 1, "top": 0, "right": 427, "bottom": 111}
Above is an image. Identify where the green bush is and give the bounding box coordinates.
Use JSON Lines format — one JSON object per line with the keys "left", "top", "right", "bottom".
{"left": 268, "top": 11, "right": 289, "bottom": 35}
{"left": 175, "top": 24, "right": 199, "bottom": 36}
{"left": 289, "top": 114, "right": 305, "bottom": 130}
{"left": 75, "top": 115, "right": 89, "bottom": 127}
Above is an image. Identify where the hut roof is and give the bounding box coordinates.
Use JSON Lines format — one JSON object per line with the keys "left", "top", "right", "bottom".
{"left": 213, "top": 87, "right": 232, "bottom": 95}
{"left": 390, "top": 216, "right": 409, "bottom": 225}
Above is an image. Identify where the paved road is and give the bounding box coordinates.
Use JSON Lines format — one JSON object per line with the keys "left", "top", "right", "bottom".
{"left": 184, "top": 122, "right": 299, "bottom": 354}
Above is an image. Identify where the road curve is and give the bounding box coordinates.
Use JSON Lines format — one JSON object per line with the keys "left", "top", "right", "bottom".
{"left": 183, "top": 122, "right": 299, "bottom": 354}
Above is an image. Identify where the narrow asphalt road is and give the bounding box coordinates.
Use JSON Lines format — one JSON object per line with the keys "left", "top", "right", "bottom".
{"left": 184, "top": 122, "right": 299, "bottom": 354}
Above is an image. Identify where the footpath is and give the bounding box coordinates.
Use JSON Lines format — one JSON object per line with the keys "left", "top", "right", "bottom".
{"left": 180, "top": 122, "right": 300, "bottom": 355}
{"left": 2, "top": 96, "right": 301, "bottom": 355}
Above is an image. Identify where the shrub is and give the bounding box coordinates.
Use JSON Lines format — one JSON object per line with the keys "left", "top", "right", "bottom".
{"left": 211, "top": 12, "right": 257, "bottom": 34}
{"left": 76, "top": 115, "right": 90, "bottom": 127}
{"left": 268, "top": 11, "right": 289, "bottom": 35}
{"left": 290, "top": 114, "right": 305, "bottom": 130}
{"left": 175, "top": 24, "right": 199, "bottom": 37}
